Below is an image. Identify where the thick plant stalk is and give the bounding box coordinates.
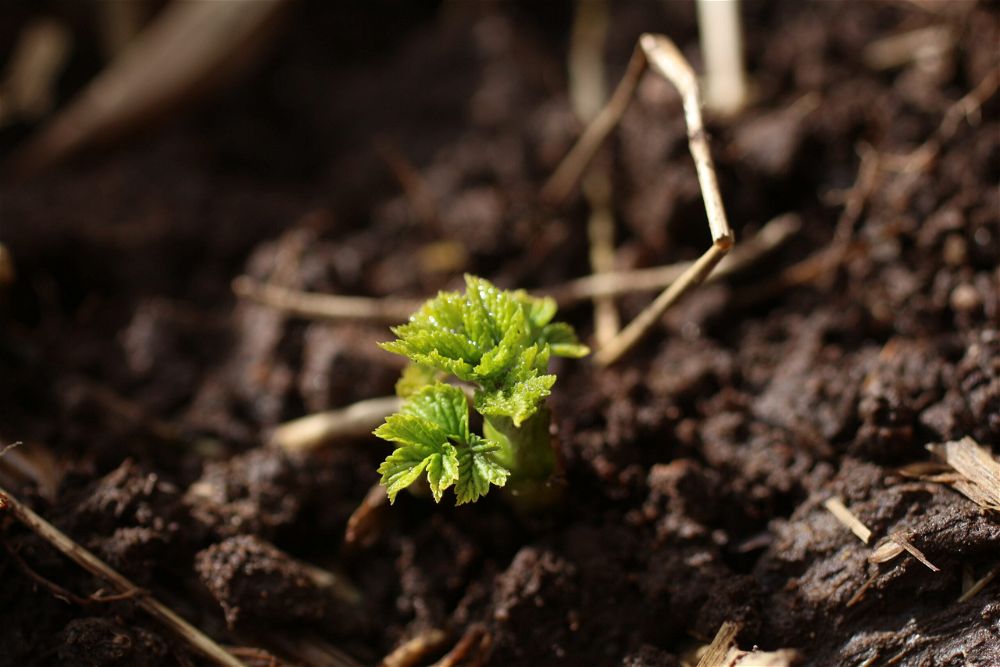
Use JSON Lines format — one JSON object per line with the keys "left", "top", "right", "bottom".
{"left": 483, "top": 409, "right": 560, "bottom": 508}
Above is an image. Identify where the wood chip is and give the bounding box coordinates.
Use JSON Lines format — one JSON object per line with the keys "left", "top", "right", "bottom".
{"left": 696, "top": 621, "right": 740, "bottom": 667}
{"left": 824, "top": 497, "right": 872, "bottom": 544}
{"left": 927, "top": 437, "right": 1000, "bottom": 511}
{"left": 727, "top": 647, "right": 800, "bottom": 667}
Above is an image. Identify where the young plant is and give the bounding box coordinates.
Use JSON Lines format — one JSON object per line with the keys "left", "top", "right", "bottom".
{"left": 374, "top": 275, "right": 588, "bottom": 505}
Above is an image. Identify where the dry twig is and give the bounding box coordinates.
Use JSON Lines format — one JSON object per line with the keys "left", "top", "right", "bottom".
{"left": 888, "top": 532, "right": 940, "bottom": 573}
{"left": 569, "top": 0, "right": 620, "bottom": 347}
{"left": 380, "top": 628, "right": 450, "bottom": 667}
{"left": 234, "top": 276, "right": 421, "bottom": 324}
{"left": 547, "top": 34, "right": 735, "bottom": 365}
{"left": 429, "top": 624, "right": 489, "bottom": 667}
{"left": 823, "top": 497, "right": 872, "bottom": 544}
{"left": 0, "top": 486, "right": 245, "bottom": 667}
{"left": 270, "top": 395, "right": 402, "bottom": 453}
{"left": 957, "top": 564, "right": 999, "bottom": 604}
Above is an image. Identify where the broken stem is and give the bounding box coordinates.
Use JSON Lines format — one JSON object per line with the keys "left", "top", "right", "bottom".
{"left": 233, "top": 276, "right": 421, "bottom": 324}
{"left": 0, "top": 486, "right": 245, "bottom": 667}
{"left": 696, "top": 0, "right": 749, "bottom": 116}
{"left": 271, "top": 395, "right": 403, "bottom": 453}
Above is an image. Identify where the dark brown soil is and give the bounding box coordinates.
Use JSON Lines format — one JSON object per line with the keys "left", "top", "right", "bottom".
{"left": 1, "top": 1, "right": 998, "bottom": 666}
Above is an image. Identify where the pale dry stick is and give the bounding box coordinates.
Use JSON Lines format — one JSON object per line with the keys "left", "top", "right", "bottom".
{"left": 8, "top": 0, "right": 286, "bottom": 175}
{"left": 569, "top": 0, "right": 620, "bottom": 347}
{"left": 271, "top": 395, "right": 403, "bottom": 453}
{"left": 379, "top": 629, "right": 450, "bottom": 667}
{"left": 696, "top": 0, "right": 749, "bottom": 116}
{"left": 862, "top": 24, "right": 953, "bottom": 71}
{"left": 824, "top": 497, "right": 873, "bottom": 545}
{"left": 234, "top": 276, "right": 421, "bottom": 324}
{"left": 889, "top": 532, "right": 940, "bottom": 573}
{"left": 0, "top": 19, "right": 71, "bottom": 126}
{"left": 549, "top": 212, "right": 797, "bottom": 305}
{"left": 0, "top": 486, "right": 246, "bottom": 667}
{"left": 957, "top": 564, "right": 999, "bottom": 604}
{"left": 696, "top": 621, "right": 741, "bottom": 667}
{"left": 586, "top": 34, "right": 734, "bottom": 366}
{"left": 429, "top": 624, "right": 489, "bottom": 667}
{"left": 235, "top": 213, "right": 792, "bottom": 327}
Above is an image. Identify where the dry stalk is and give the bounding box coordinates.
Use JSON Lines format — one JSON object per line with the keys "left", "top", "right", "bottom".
{"left": 547, "top": 33, "right": 736, "bottom": 365}
{"left": 548, "top": 212, "right": 796, "bottom": 305}
{"left": 232, "top": 213, "right": 791, "bottom": 332}
{"left": 429, "top": 624, "right": 489, "bottom": 667}
{"left": 862, "top": 24, "right": 953, "bottom": 71}
{"left": 8, "top": 0, "right": 286, "bottom": 175}
{"left": 823, "top": 497, "right": 872, "bottom": 544}
{"left": 0, "top": 485, "right": 246, "bottom": 667}
{"left": 379, "top": 628, "right": 451, "bottom": 667}
{"left": 889, "top": 532, "right": 940, "bottom": 572}
{"left": 0, "top": 19, "right": 71, "bottom": 126}
{"left": 271, "top": 395, "right": 402, "bottom": 453}
{"left": 696, "top": 0, "right": 749, "bottom": 116}
{"left": 234, "top": 276, "right": 421, "bottom": 324}
{"left": 957, "top": 564, "right": 999, "bottom": 604}
{"left": 569, "top": 0, "right": 620, "bottom": 347}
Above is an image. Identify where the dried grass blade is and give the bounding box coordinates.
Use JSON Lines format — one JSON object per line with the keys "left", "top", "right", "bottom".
{"left": 824, "top": 497, "right": 872, "bottom": 544}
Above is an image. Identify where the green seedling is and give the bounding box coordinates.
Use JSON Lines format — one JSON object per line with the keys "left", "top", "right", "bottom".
{"left": 374, "top": 275, "right": 589, "bottom": 505}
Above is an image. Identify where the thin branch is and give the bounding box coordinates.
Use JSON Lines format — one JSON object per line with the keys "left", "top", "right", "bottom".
{"left": 379, "top": 628, "right": 450, "bottom": 667}
{"left": 541, "top": 43, "right": 647, "bottom": 206}
{"left": 270, "top": 395, "right": 403, "bottom": 453}
{"left": 957, "top": 564, "right": 999, "bottom": 604}
{"left": 0, "top": 486, "right": 246, "bottom": 667}
{"left": 569, "top": 0, "right": 620, "bottom": 347}
{"left": 590, "top": 34, "right": 734, "bottom": 366}
{"left": 548, "top": 212, "right": 796, "bottom": 305}
{"left": 233, "top": 276, "right": 421, "bottom": 324}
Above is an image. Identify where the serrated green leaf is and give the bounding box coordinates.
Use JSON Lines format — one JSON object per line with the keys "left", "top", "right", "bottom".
{"left": 455, "top": 435, "right": 510, "bottom": 504}
{"left": 474, "top": 373, "right": 556, "bottom": 426}
{"left": 517, "top": 291, "right": 557, "bottom": 328}
{"left": 377, "top": 446, "right": 434, "bottom": 503}
{"left": 402, "top": 384, "right": 469, "bottom": 441}
{"left": 395, "top": 364, "right": 440, "bottom": 398}
{"left": 374, "top": 413, "right": 449, "bottom": 451}
{"left": 374, "top": 384, "right": 469, "bottom": 503}
{"left": 426, "top": 443, "right": 459, "bottom": 502}
{"left": 541, "top": 322, "right": 590, "bottom": 358}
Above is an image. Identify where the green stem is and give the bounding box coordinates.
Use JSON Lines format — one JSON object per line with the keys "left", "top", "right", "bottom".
{"left": 483, "top": 407, "right": 561, "bottom": 509}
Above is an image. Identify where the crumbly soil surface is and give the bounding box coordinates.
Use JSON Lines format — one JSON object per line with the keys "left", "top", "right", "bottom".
{"left": 1, "top": 2, "right": 998, "bottom": 666}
